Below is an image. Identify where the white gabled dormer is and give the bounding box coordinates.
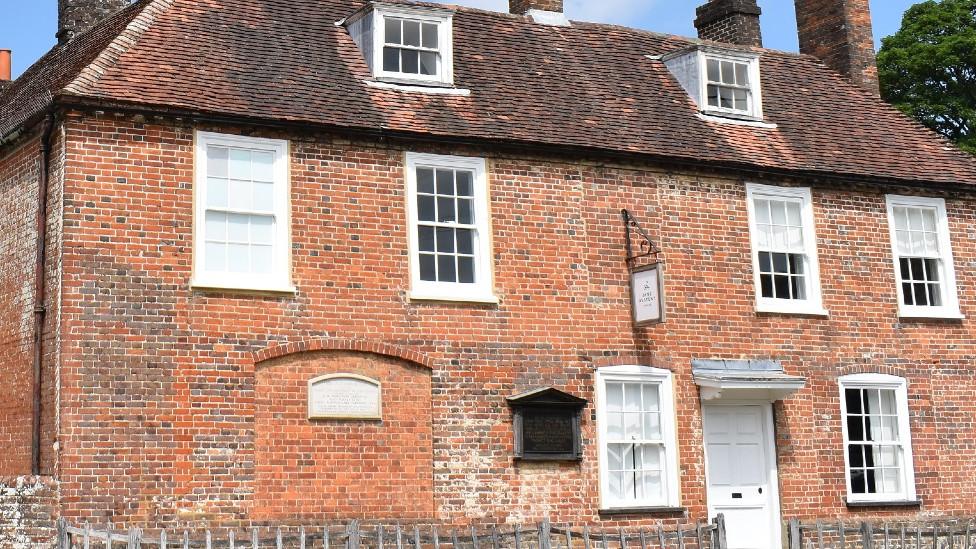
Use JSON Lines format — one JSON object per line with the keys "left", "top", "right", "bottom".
{"left": 345, "top": 2, "right": 455, "bottom": 87}
{"left": 663, "top": 45, "right": 764, "bottom": 121}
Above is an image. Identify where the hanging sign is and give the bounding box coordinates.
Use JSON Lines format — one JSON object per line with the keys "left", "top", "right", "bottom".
{"left": 631, "top": 262, "right": 665, "bottom": 326}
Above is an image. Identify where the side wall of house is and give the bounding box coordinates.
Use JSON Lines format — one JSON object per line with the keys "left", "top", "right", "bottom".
{"left": 0, "top": 128, "right": 63, "bottom": 477}
{"left": 56, "top": 112, "right": 976, "bottom": 528}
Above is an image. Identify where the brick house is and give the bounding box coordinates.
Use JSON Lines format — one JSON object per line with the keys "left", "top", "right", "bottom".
{"left": 2, "top": 0, "right": 976, "bottom": 546}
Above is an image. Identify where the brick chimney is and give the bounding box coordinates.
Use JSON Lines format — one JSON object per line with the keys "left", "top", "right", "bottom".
{"left": 509, "top": 0, "right": 563, "bottom": 15}
{"left": 57, "top": 0, "right": 131, "bottom": 44}
{"left": 695, "top": 0, "right": 763, "bottom": 47}
{"left": 0, "top": 50, "right": 11, "bottom": 83}
{"left": 795, "top": 0, "right": 878, "bottom": 93}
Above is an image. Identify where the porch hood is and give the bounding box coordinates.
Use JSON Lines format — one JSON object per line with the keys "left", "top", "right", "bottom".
{"left": 692, "top": 359, "right": 806, "bottom": 401}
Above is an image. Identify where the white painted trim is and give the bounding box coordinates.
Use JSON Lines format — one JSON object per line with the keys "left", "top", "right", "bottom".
{"left": 838, "top": 374, "right": 917, "bottom": 503}
{"left": 696, "top": 113, "right": 777, "bottom": 129}
{"left": 370, "top": 5, "right": 454, "bottom": 86}
{"left": 192, "top": 131, "right": 292, "bottom": 293}
{"left": 884, "top": 195, "right": 963, "bottom": 319}
{"left": 525, "top": 9, "right": 570, "bottom": 26}
{"left": 365, "top": 80, "right": 470, "bottom": 95}
{"left": 404, "top": 152, "right": 496, "bottom": 303}
{"left": 595, "top": 365, "right": 681, "bottom": 509}
{"left": 745, "top": 183, "right": 826, "bottom": 316}
{"left": 702, "top": 401, "right": 783, "bottom": 549}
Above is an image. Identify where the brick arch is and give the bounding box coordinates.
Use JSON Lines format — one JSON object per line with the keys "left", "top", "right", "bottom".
{"left": 253, "top": 338, "right": 436, "bottom": 370}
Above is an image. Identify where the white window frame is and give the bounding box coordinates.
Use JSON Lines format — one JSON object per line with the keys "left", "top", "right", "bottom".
{"left": 192, "top": 131, "right": 293, "bottom": 293}
{"left": 371, "top": 5, "right": 454, "bottom": 86}
{"left": 838, "top": 373, "right": 917, "bottom": 504}
{"left": 699, "top": 51, "right": 763, "bottom": 120}
{"left": 405, "top": 152, "right": 495, "bottom": 303}
{"left": 595, "top": 365, "right": 680, "bottom": 510}
{"left": 885, "top": 195, "right": 962, "bottom": 319}
{"left": 745, "top": 183, "right": 826, "bottom": 315}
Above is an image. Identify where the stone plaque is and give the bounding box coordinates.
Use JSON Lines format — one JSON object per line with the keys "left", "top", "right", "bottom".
{"left": 631, "top": 262, "right": 665, "bottom": 326}
{"left": 308, "top": 374, "right": 382, "bottom": 420}
{"left": 522, "top": 409, "right": 575, "bottom": 455}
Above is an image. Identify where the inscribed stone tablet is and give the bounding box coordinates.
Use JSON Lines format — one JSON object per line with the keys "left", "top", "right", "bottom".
{"left": 308, "top": 374, "right": 382, "bottom": 419}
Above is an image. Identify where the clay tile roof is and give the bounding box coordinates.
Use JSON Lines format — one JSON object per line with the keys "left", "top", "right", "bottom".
{"left": 3, "top": 0, "right": 976, "bottom": 187}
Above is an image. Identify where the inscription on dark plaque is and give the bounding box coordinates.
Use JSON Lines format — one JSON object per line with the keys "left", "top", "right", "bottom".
{"left": 507, "top": 387, "right": 587, "bottom": 461}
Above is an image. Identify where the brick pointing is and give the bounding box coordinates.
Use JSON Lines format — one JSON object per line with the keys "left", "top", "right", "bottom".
{"left": 0, "top": 132, "right": 63, "bottom": 477}
{"left": 795, "top": 0, "right": 879, "bottom": 92}
{"left": 694, "top": 0, "right": 763, "bottom": 47}
{"left": 42, "top": 111, "right": 976, "bottom": 529}
{"left": 253, "top": 351, "right": 433, "bottom": 521}
{"left": 0, "top": 476, "right": 59, "bottom": 548}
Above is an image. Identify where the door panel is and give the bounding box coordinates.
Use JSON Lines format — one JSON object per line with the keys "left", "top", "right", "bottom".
{"left": 704, "top": 405, "right": 779, "bottom": 549}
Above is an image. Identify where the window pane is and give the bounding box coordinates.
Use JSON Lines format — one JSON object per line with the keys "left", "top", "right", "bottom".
{"left": 772, "top": 252, "right": 788, "bottom": 273}
{"left": 845, "top": 388, "right": 862, "bottom": 414}
{"left": 707, "top": 59, "right": 720, "bottom": 82}
{"left": 733, "top": 89, "right": 748, "bottom": 111}
{"left": 437, "top": 197, "right": 456, "bottom": 222}
{"left": 207, "top": 146, "right": 228, "bottom": 177}
{"left": 456, "top": 228, "right": 474, "bottom": 255}
{"left": 851, "top": 469, "right": 866, "bottom": 494}
{"left": 421, "top": 22, "right": 438, "bottom": 48}
{"left": 721, "top": 61, "right": 734, "bottom": 84}
{"left": 893, "top": 207, "right": 908, "bottom": 230}
{"left": 207, "top": 178, "right": 228, "bottom": 208}
{"left": 606, "top": 383, "right": 624, "bottom": 412}
{"left": 719, "top": 87, "right": 733, "bottom": 109}
{"left": 419, "top": 253, "right": 436, "bottom": 281}
{"left": 457, "top": 198, "right": 473, "bottom": 225}
{"left": 418, "top": 195, "right": 436, "bottom": 222}
{"left": 642, "top": 384, "right": 660, "bottom": 412}
{"left": 418, "top": 226, "right": 435, "bottom": 252}
{"left": 643, "top": 412, "right": 661, "bottom": 439}
{"left": 227, "top": 213, "right": 249, "bottom": 242}
{"left": 458, "top": 257, "right": 475, "bottom": 284}
{"left": 251, "top": 245, "right": 272, "bottom": 274}
{"left": 252, "top": 151, "right": 274, "bottom": 182}
{"left": 848, "top": 415, "right": 865, "bottom": 441}
{"left": 383, "top": 47, "right": 400, "bottom": 72}
{"left": 229, "top": 149, "right": 250, "bottom": 179}
{"left": 760, "top": 274, "right": 773, "bottom": 298}
{"left": 436, "top": 169, "right": 454, "bottom": 195}
{"left": 639, "top": 471, "right": 662, "bottom": 501}
{"left": 401, "top": 49, "right": 419, "bottom": 74}
{"left": 755, "top": 199, "right": 770, "bottom": 223}
{"left": 205, "top": 211, "right": 227, "bottom": 240}
{"left": 435, "top": 227, "right": 455, "bottom": 253}
{"left": 774, "top": 275, "right": 790, "bottom": 299}
{"left": 251, "top": 216, "right": 273, "bottom": 245}
{"left": 228, "top": 243, "right": 250, "bottom": 272}
{"left": 707, "top": 85, "right": 719, "bottom": 107}
{"left": 417, "top": 168, "right": 435, "bottom": 194}
{"left": 920, "top": 208, "right": 936, "bottom": 232}
{"left": 624, "top": 384, "right": 641, "bottom": 412}
{"left": 385, "top": 17, "right": 402, "bottom": 44}
{"left": 899, "top": 257, "right": 911, "bottom": 280}
{"left": 205, "top": 242, "right": 226, "bottom": 271}
{"left": 403, "top": 20, "right": 421, "bottom": 47}
{"left": 848, "top": 444, "right": 864, "bottom": 467}
{"left": 456, "top": 171, "right": 474, "bottom": 196}
{"left": 758, "top": 251, "right": 772, "bottom": 273}
{"left": 419, "top": 51, "right": 438, "bottom": 76}
{"left": 228, "top": 180, "right": 252, "bottom": 210}
{"left": 438, "top": 254, "right": 456, "bottom": 282}
{"left": 253, "top": 182, "right": 274, "bottom": 212}
{"left": 734, "top": 62, "right": 749, "bottom": 86}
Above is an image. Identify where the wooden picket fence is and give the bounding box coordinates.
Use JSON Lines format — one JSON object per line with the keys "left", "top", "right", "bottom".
{"left": 56, "top": 517, "right": 728, "bottom": 549}
{"left": 788, "top": 518, "right": 976, "bottom": 549}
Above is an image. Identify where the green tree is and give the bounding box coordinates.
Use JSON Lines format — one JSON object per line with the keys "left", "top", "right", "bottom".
{"left": 878, "top": 0, "right": 976, "bottom": 155}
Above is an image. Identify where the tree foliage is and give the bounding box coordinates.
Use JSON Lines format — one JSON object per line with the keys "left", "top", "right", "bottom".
{"left": 878, "top": 0, "right": 976, "bottom": 155}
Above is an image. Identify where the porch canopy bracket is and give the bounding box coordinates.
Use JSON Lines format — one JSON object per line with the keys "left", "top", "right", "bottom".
{"left": 692, "top": 359, "right": 806, "bottom": 401}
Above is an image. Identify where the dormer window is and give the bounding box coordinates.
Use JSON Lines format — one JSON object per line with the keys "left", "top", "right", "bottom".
{"left": 346, "top": 2, "right": 455, "bottom": 87}
{"left": 663, "top": 46, "right": 763, "bottom": 121}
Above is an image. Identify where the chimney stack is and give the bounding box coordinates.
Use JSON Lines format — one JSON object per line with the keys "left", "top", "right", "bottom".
{"left": 509, "top": 0, "right": 563, "bottom": 15}
{"left": 57, "top": 0, "right": 131, "bottom": 44}
{"left": 0, "top": 50, "right": 11, "bottom": 83}
{"left": 695, "top": 0, "right": 763, "bottom": 47}
{"left": 795, "top": 0, "right": 879, "bottom": 93}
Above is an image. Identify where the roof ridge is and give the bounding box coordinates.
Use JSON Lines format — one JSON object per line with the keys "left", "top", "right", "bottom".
{"left": 63, "top": 0, "right": 176, "bottom": 97}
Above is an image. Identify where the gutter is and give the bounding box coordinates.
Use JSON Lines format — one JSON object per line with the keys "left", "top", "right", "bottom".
{"left": 31, "top": 113, "right": 55, "bottom": 475}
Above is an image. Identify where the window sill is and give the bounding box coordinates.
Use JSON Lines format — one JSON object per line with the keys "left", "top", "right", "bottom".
{"left": 697, "top": 112, "right": 776, "bottom": 128}
{"left": 598, "top": 506, "right": 686, "bottom": 516}
{"left": 755, "top": 304, "right": 829, "bottom": 317}
{"left": 191, "top": 279, "right": 297, "bottom": 296}
{"left": 408, "top": 290, "right": 499, "bottom": 305}
{"left": 845, "top": 499, "right": 921, "bottom": 508}
{"left": 897, "top": 310, "right": 964, "bottom": 321}
{"left": 366, "top": 79, "right": 470, "bottom": 96}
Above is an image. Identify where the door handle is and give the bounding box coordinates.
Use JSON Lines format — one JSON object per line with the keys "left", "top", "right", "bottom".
{"left": 758, "top": 487, "right": 763, "bottom": 494}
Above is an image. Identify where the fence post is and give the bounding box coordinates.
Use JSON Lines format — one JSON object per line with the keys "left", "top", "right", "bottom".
{"left": 540, "top": 519, "right": 552, "bottom": 549}
{"left": 347, "top": 521, "right": 361, "bottom": 549}
{"left": 714, "top": 514, "right": 728, "bottom": 549}
{"left": 57, "top": 517, "right": 68, "bottom": 549}
{"left": 787, "top": 519, "right": 800, "bottom": 549}
{"left": 860, "top": 521, "right": 874, "bottom": 549}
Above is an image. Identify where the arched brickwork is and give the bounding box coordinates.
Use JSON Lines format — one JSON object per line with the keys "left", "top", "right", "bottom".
{"left": 253, "top": 338, "right": 436, "bottom": 370}
{"left": 253, "top": 349, "right": 434, "bottom": 521}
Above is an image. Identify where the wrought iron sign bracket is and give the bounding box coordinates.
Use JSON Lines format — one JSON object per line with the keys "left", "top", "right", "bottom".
{"left": 622, "top": 209, "right": 662, "bottom": 269}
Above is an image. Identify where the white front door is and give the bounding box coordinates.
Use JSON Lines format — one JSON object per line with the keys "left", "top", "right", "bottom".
{"left": 703, "top": 404, "right": 781, "bottom": 549}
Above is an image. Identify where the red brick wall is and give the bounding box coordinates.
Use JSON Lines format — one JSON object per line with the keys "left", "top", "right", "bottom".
{"left": 254, "top": 350, "right": 433, "bottom": 520}
{"left": 51, "top": 111, "right": 976, "bottom": 528}
{"left": 796, "top": 0, "right": 879, "bottom": 92}
{"left": 0, "top": 130, "right": 62, "bottom": 477}
{"left": 0, "top": 476, "right": 60, "bottom": 548}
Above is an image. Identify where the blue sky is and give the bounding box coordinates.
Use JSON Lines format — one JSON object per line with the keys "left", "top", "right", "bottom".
{"left": 2, "top": 0, "right": 917, "bottom": 79}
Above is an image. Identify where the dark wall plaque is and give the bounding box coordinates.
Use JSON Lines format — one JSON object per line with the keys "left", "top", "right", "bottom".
{"left": 507, "top": 387, "right": 587, "bottom": 461}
